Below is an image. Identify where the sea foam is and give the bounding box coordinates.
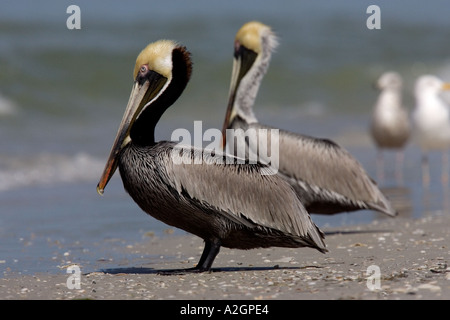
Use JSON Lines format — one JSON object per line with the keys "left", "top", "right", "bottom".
{"left": 0, "top": 152, "right": 105, "bottom": 192}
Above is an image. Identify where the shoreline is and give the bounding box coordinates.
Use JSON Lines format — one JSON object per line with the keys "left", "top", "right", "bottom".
{"left": 1, "top": 213, "right": 449, "bottom": 300}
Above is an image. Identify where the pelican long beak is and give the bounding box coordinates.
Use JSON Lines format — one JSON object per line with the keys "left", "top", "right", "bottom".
{"left": 97, "top": 81, "right": 150, "bottom": 195}
{"left": 221, "top": 45, "right": 258, "bottom": 149}
{"left": 442, "top": 82, "right": 450, "bottom": 90}
{"left": 221, "top": 57, "right": 241, "bottom": 149}
{"left": 97, "top": 72, "right": 168, "bottom": 195}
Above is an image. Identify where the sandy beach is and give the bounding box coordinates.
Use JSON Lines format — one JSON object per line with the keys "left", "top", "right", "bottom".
{"left": 1, "top": 212, "right": 449, "bottom": 301}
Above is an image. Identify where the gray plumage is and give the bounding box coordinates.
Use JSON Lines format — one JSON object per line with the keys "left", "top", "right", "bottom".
{"left": 97, "top": 40, "right": 327, "bottom": 273}
{"left": 370, "top": 71, "right": 410, "bottom": 184}
{"left": 228, "top": 118, "right": 396, "bottom": 216}
{"left": 222, "top": 21, "right": 396, "bottom": 217}
{"left": 370, "top": 72, "right": 410, "bottom": 150}
{"left": 119, "top": 142, "right": 326, "bottom": 252}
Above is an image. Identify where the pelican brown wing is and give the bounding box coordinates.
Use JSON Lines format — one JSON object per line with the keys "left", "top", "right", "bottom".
{"left": 166, "top": 143, "right": 326, "bottom": 251}
{"left": 247, "top": 122, "right": 396, "bottom": 216}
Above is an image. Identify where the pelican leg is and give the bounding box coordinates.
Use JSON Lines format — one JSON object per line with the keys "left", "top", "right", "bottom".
{"left": 157, "top": 239, "right": 221, "bottom": 275}
{"left": 194, "top": 239, "right": 222, "bottom": 272}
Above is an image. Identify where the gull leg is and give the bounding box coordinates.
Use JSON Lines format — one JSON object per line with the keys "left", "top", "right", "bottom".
{"left": 395, "top": 150, "right": 405, "bottom": 185}
{"left": 422, "top": 153, "right": 430, "bottom": 189}
{"left": 376, "top": 150, "right": 384, "bottom": 185}
{"left": 442, "top": 151, "right": 449, "bottom": 187}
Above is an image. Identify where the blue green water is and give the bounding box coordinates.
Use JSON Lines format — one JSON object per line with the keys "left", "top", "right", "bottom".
{"left": 1, "top": 0, "right": 450, "bottom": 276}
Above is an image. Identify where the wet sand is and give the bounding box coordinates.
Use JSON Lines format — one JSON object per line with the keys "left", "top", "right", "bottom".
{"left": 1, "top": 213, "right": 449, "bottom": 300}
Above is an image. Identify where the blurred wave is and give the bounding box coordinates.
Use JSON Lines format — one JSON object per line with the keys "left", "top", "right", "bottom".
{"left": 0, "top": 93, "right": 18, "bottom": 116}
{"left": 0, "top": 152, "right": 104, "bottom": 192}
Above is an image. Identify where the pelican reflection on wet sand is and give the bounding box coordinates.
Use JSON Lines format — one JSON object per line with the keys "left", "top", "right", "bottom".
{"left": 370, "top": 71, "right": 411, "bottom": 184}
{"left": 97, "top": 40, "right": 327, "bottom": 273}
{"left": 221, "top": 21, "right": 396, "bottom": 217}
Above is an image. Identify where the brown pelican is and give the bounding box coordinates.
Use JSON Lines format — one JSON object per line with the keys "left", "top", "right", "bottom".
{"left": 221, "top": 21, "right": 396, "bottom": 217}
{"left": 412, "top": 75, "right": 450, "bottom": 187}
{"left": 370, "top": 71, "right": 410, "bottom": 184}
{"left": 97, "top": 40, "right": 327, "bottom": 273}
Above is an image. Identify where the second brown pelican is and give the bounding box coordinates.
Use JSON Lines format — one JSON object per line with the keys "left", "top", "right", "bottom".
{"left": 370, "top": 71, "right": 410, "bottom": 184}
{"left": 221, "top": 21, "right": 396, "bottom": 217}
{"left": 97, "top": 40, "right": 327, "bottom": 273}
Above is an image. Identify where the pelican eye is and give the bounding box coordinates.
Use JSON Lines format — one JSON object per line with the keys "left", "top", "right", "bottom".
{"left": 140, "top": 65, "right": 148, "bottom": 74}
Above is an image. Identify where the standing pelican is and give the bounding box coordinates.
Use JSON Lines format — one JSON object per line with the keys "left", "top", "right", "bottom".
{"left": 370, "top": 71, "right": 410, "bottom": 184}
{"left": 221, "top": 21, "right": 396, "bottom": 217}
{"left": 412, "top": 75, "right": 450, "bottom": 187}
{"left": 97, "top": 40, "right": 327, "bottom": 273}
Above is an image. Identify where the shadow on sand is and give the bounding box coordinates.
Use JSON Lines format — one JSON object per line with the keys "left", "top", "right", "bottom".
{"left": 323, "top": 228, "right": 393, "bottom": 236}
{"left": 99, "top": 264, "right": 311, "bottom": 275}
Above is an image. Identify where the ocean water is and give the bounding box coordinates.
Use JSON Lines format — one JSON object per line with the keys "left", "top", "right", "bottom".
{"left": 1, "top": 0, "right": 450, "bottom": 276}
